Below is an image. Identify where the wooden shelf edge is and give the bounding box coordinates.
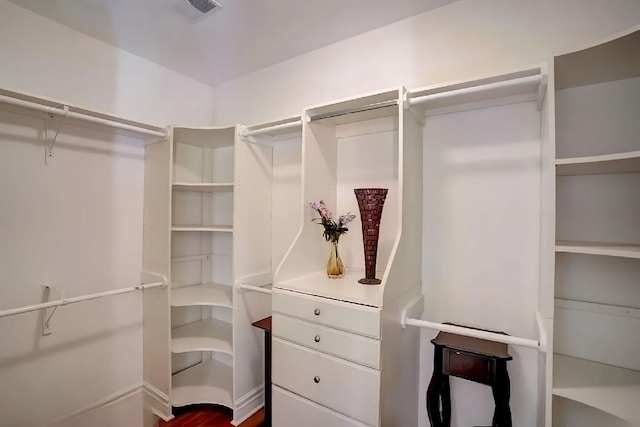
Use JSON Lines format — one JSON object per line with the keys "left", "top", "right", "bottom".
{"left": 555, "top": 241, "right": 640, "bottom": 259}
{"left": 171, "top": 318, "right": 233, "bottom": 355}
{"left": 171, "top": 283, "right": 232, "bottom": 308}
{"left": 556, "top": 150, "right": 640, "bottom": 175}
{"left": 171, "top": 225, "right": 233, "bottom": 232}
{"left": 171, "top": 359, "right": 233, "bottom": 408}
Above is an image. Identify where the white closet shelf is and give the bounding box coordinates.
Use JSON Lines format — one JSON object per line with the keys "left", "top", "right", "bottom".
{"left": 171, "top": 283, "right": 232, "bottom": 308}
{"left": 171, "top": 318, "right": 233, "bottom": 354}
{"left": 171, "top": 225, "right": 233, "bottom": 232}
{"left": 556, "top": 241, "right": 640, "bottom": 259}
{"left": 275, "top": 269, "right": 382, "bottom": 308}
{"left": 553, "top": 354, "right": 640, "bottom": 423}
{"left": 556, "top": 150, "right": 640, "bottom": 175}
{"left": 172, "top": 182, "right": 234, "bottom": 192}
{"left": 171, "top": 359, "right": 233, "bottom": 408}
{"left": 172, "top": 126, "right": 235, "bottom": 149}
{"left": 408, "top": 68, "right": 544, "bottom": 114}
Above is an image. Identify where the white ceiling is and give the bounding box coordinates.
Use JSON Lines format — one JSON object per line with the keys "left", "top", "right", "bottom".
{"left": 8, "top": 0, "right": 456, "bottom": 87}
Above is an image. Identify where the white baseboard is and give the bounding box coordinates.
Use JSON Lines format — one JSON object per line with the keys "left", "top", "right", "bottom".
{"left": 232, "top": 384, "right": 264, "bottom": 426}
{"left": 43, "top": 383, "right": 144, "bottom": 427}
{"left": 143, "top": 381, "right": 173, "bottom": 421}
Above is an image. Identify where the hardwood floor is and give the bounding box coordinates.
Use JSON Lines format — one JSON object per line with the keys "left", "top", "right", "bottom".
{"left": 158, "top": 406, "right": 264, "bottom": 427}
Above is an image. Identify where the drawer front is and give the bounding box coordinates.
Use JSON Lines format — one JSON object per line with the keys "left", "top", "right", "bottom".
{"left": 272, "top": 289, "right": 381, "bottom": 338}
{"left": 273, "top": 386, "right": 370, "bottom": 427}
{"left": 273, "top": 314, "right": 380, "bottom": 369}
{"left": 443, "top": 348, "right": 493, "bottom": 384}
{"left": 272, "top": 338, "right": 380, "bottom": 426}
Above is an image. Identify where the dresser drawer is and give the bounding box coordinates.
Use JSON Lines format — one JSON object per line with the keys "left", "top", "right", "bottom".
{"left": 273, "top": 386, "right": 370, "bottom": 427}
{"left": 272, "top": 289, "right": 380, "bottom": 338}
{"left": 272, "top": 337, "right": 380, "bottom": 426}
{"left": 273, "top": 314, "right": 380, "bottom": 369}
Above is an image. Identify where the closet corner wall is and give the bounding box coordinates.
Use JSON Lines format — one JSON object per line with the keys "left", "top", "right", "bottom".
{"left": 549, "top": 26, "right": 640, "bottom": 427}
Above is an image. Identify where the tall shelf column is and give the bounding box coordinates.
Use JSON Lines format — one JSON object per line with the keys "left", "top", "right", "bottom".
{"left": 551, "top": 27, "right": 640, "bottom": 426}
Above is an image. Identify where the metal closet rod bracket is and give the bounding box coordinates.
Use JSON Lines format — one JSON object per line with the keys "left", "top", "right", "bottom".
{"left": 45, "top": 105, "right": 69, "bottom": 162}
{"left": 42, "top": 284, "right": 62, "bottom": 336}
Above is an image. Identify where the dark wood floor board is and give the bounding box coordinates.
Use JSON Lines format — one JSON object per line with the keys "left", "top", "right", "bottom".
{"left": 159, "top": 406, "right": 263, "bottom": 427}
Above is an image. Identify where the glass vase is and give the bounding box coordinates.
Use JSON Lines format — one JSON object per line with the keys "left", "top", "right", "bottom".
{"left": 326, "top": 240, "right": 345, "bottom": 279}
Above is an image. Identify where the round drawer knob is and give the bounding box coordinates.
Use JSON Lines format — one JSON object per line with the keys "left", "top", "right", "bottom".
{"left": 314, "top": 335, "right": 321, "bottom": 343}
{"left": 314, "top": 308, "right": 320, "bottom": 316}
{"left": 314, "top": 376, "right": 320, "bottom": 384}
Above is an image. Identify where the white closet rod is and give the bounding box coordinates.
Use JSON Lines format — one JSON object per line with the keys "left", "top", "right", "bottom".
{"left": 402, "top": 311, "right": 546, "bottom": 351}
{"left": 0, "top": 281, "right": 166, "bottom": 319}
{"left": 237, "top": 283, "right": 273, "bottom": 295}
{"left": 408, "top": 74, "right": 542, "bottom": 106}
{"left": 0, "top": 94, "right": 166, "bottom": 138}
{"left": 242, "top": 120, "right": 302, "bottom": 137}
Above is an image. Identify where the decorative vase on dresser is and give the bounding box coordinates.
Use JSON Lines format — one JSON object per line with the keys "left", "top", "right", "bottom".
{"left": 272, "top": 88, "right": 424, "bottom": 426}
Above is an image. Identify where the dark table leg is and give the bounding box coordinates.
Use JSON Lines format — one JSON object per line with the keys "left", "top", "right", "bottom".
{"left": 426, "top": 346, "right": 451, "bottom": 427}
{"left": 491, "top": 360, "right": 512, "bottom": 427}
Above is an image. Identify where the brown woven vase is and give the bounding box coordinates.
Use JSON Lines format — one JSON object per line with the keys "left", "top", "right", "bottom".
{"left": 354, "top": 188, "right": 388, "bottom": 285}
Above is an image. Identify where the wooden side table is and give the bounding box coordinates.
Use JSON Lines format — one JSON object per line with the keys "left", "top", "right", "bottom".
{"left": 252, "top": 316, "right": 272, "bottom": 427}
{"left": 427, "top": 325, "right": 513, "bottom": 427}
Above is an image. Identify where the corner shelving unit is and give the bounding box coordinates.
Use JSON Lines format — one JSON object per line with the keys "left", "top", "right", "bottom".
{"left": 169, "top": 126, "right": 236, "bottom": 410}
{"left": 552, "top": 27, "right": 640, "bottom": 426}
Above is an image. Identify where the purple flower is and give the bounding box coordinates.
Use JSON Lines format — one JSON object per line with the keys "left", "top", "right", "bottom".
{"left": 310, "top": 201, "right": 355, "bottom": 242}
{"left": 339, "top": 213, "right": 356, "bottom": 226}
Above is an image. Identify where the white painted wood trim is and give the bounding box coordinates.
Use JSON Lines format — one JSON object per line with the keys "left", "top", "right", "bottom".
{"left": 171, "top": 318, "right": 233, "bottom": 354}
{"left": 42, "top": 383, "right": 144, "bottom": 426}
{"left": 553, "top": 354, "right": 640, "bottom": 424}
{"left": 231, "top": 385, "right": 264, "bottom": 426}
{"left": 555, "top": 298, "right": 640, "bottom": 320}
{"left": 171, "top": 282, "right": 233, "bottom": 308}
{"left": 556, "top": 150, "right": 640, "bottom": 175}
{"left": 143, "top": 382, "right": 172, "bottom": 421}
{"left": 171, "top": 225, "right": 233, "bottom": 232}
{"left": 172, "top": 182, "right": 234, "bottom": 192}
{"left": 555, "top": 241, "right": 640, "bottom": 259}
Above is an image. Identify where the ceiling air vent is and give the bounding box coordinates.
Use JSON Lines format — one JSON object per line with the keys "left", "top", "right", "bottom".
{"left": 173, "top": 0, "right": 222, "bottom": 23}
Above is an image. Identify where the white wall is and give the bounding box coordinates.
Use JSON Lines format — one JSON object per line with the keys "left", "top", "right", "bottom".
{"left": 212, "top": 0, "right": 640, "bottom": 126}
{"left": 0, "top": 0, "right": 216, "bottom": 127}
{"left": 0, "top": 2, "right": 216, "bottom": 426}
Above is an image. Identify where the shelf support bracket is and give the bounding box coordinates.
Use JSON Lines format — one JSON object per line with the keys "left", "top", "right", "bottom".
{"left": 45, "top": 105, "right": 69, "bottom": 163}
{"left": 42, "top": 284, "right": 63, "bottom": 336}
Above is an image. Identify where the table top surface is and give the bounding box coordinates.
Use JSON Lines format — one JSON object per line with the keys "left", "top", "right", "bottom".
{"left": 431, "top": 325, "right": 512, "bottom": 359}
{"left": 251, "top": 316, "right": 272, "bottom": 332}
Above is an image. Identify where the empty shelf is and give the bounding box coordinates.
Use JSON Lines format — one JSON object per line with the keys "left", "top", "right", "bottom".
{"left": 556, "top": 150, "right": 640, "bottom": 175}
{"left": 556, "top": 241, "right": 640, "bottom": 259}
{"left": 171, "top": 359, "right": 233, "bottom": 408}
{"left": 171, "top": 318, "right": 232, "bottom": 354}
{"left": 172, "top": 182, "right": 234, "bottom": 192}
{"left": 171, "top": 283, "right": 232, "bottom": 308}
{"left": 171, "top": 225, "right": 233, "bottom": 232}
{"left": 553, "top": 354, "right": 640, "bottom": 423}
